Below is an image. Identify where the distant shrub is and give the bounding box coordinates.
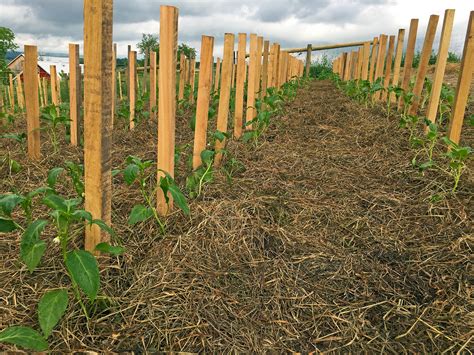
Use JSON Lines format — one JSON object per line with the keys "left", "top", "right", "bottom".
{"left": 447, "top": 51, "right": 461, "bottom": 63}
{"left": 310, "top": 54, "right": 333, "bottom": 79}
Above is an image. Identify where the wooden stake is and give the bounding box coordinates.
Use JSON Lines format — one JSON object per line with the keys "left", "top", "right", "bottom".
{"left": 214, "top": 33, "right": 235, "bottom": 167}
{"left": 38, "top": 74, "right": 44, "bottom": 107}
{"left": 69, "top": 43, "right": 81, "bottom": 146}
{"left": 149, "top": 51, "right": 157, "bottom": 119}
{"left": 234, "top": 33, "right": 246, "bottom": 139}
{"left": 261, "top": 40, "right": 270, "bottom": 98}
{"left": 189, "top": 58, "right": 196, "bottom": 104}
{"left": 255, "top": 36, "right": 263, "bottom": 94}
{"left": 398, "top": 19, "right": 419, "bottom": 110}
{"left": 83, "top": 0, "right": 113, "bottom": 252}
{"left": 355, "top": 47, "right": 362, "bottom": 80}
{"left": 42, "top": 77, "right": 48, "bottom": 105}
{"left": 8, "top": 73, "right": 15, "bottom": 109}
{"left": 50, "top": 65, "right": 59, "bottom": 110}
{"left": 112, "top": 43, "right": 117, "bottom": 125}
{"left": 273, "top": 44, "right": 281, "bottom": 88}
{"left": 425, "top": 9, "right": 455, "bottom": 129}
{"left": 246, "top": 34, "right": 258, "bottom": 129}
{"left": 15, "top": 77, "right": 24, "bottom": 109}
{"left": 214, "top": 57, "right": 221, "bottom": 92}
{"left": 157, "top": 5, "right": 179, "bottom": 215}
{"left": 129, "top": 51, "right": 136, "bottom": 129}
{"left": 24, "top": 45, "right": 40, "bottom": 160}
{"left": 373, "top": 34, "right": 387, "bottom": 100}
{"left": 408, "top": 15, "right": 440, "bottom": 115}
{"left": 305, "top": 44, "right": 312, "bottom": 77}
{"left": 447, "top": 11, "right": 474, "bottom": 144}
{"left": 192, "top": 35, "right": 214, "bottom": 170}
{"left": 143, "top": 49, "right": 148, "bottom": 94}
{"left": 390, "top": 29, "right": 405, "bottom": 103}
{"left": 381, "top": 35, "right": 395, "bottom": 101}
{"left": 368, "top": 37, "right": 379, "bottom": 82}
{"left": 118, "top": 70, "right": 123, "bottom": 100}
{"left": 178, "top": 53, "right": 186, "bottom": 100}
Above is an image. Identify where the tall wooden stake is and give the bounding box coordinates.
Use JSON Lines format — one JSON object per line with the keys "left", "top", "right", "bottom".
{"left": 69, "top": 43, "right": 81, "bottom": 146}
{"left": 214, "top": 33, "right": 235, "bottom": 167}
{"left": 83, "top": 0, "right": 113, "bottom": 252}
{"left": 246, "top": 34, "right": 258, "bottom": 129}
{"left": 192, "top": 35, "right": 214, "bottom": 169}
{"left": 234, "top": 33, "right": 246, "bottom": 139}
{"left": 390, "top": 29, "right": 405, "bottom": 103}
{"left": 448, "top": 11, "right": 474, "bottom": 144}
{"left": 408, "top": 15, "right": 440, "bottom": 115}
{"left": 150, "top": 51, "right": 157, "bottom": 120}
{"left": 129, "top": 50, "right": 136, "bottom": 129}
{"left": 261, "top": 40, "right": 270, "bottom": 99}
{"left": 381, "top": 35, "right": 395, "bottom": 101}
{"left": 398, "top": 18, "right": 419, "bottom": 110}
{"left": 157, "top": 5, "right": 179, "bottom": 215}
{"left": 425, "top": 9, "right": 455, "bottom": 129}
{"left": 24, "top": 45, "right": 40, "bottom": 160}
{"left": 368, "top": 37, "right": 379, "bottom": 82}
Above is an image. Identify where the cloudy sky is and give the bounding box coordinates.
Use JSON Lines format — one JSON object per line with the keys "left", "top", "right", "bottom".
{"left": 0, "top": 0, "right": 472, "bottom": 59}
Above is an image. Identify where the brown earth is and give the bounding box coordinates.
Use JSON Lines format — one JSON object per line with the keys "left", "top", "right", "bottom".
{"left": 0, "top": 79, "right": 473, "bottom": 352}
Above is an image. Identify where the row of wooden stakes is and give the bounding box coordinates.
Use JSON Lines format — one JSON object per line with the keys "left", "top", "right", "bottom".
{"left": 14, "top": 3, "right": 306, "bottom": 252}
{"left": 332, "top": 9, "right": 473, "bottom": 145}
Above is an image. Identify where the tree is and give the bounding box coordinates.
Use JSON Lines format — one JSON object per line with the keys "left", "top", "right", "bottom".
{"left": 0, "top": 27, "right": 18, "bottom": 82}
{"left": 178, "top": 43, "right": 196, "bottom": 59}
{"left": 137, "top": 33, "right": 159, "bottom": 56}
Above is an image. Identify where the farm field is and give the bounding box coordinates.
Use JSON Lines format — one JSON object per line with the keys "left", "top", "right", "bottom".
{"left": 1, "top": 78, "right": 472, "bottom": 352}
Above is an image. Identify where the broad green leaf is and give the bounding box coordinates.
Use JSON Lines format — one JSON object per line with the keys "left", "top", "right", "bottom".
{"left": 91, "top": 219, "right": 116, "bottom": 236}
{"left": 128, "top": 204, "right": 154, "bottom": 225}
{"left": 123, "top": 164, "right": 140, "bottom": 185}
{"left": 0, "top": 326, "right": 48, "bottom": 351}
{"left": 95, "top": 242, "right": 124, "bottom": 256}
{"left": 66, "top": 250, "right": 99, "bottom": 301}
{"left": 38, "top": 289, "right": 68, "bottom": 338}
{"left": 0, "top": 217, "right": 17, "bottom": 233}
{"left": 213, "top": 130, "right": 228, "bottom": 142}
{"left": 0, "top": 194, "right": 24, "bottom": 216}
{"left": 42, "top": 194, "right": 67, "bottom": 212}
{"left": 47, "top": 167, "right": 64, "bottom": 189}
{"left": 26, "top": 186, "right": 53, "bottom": 199}
{"left": 20, "top": 220, "right": 48, "bottom": 272}
{"left": 72, "top": 209, "right": 92, "bottom": 222}
{"left": 160, "top": 177, "right": 190, "bottom": 215}
{"left": 200, "top": 149, "right": 215, "bottom": 166}
{"left": 9, "top": 159, "right": 22, "bottom": 173}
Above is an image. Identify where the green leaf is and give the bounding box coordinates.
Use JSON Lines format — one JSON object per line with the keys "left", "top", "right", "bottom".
{"left": 47, "top": 167, "right": 64, "bottom": 189}
{"left": 72, "top": 209, "right": 92, "bottom": 222}
{"left": 95, "top": 242, "right": 124, "bottom": 256}
{"left": 38, "top": 289, "right": 68, "bottom": 338}
{"left": 20, "top": 220, "right": 48, "bottom": 272}
{"left": 200, "top": 149, "right": 215, "bottom": 166}
{"left": 159, "top": 176, "right": 190, "bottom": 215}
{"left": 128, "top": 204, "right": 154, "bottom": 225}
{"left": 9, "top": 159, "right": 21, "bottom": 173}
{"left": 0, "top": 217, "right": 17, "bottom": 233}
{"left": 65, "top": 250, "right": 99, "bottom": 302}
{"left": 26, "top": 186, "right": 53, "bottom": 199}
{"left": 213, "top": 130, "right": 228, "bottom": 142}
{"left": 0, "top": 326, "right": 48, "bottom": 351}
{"left": 0, "top": 194, "right": 24, "bottom": 216}
{"left": 91, "top": 219, "right": 116, "bottom": 236}
{"left": 123, "top": 164, "right": 140, "bottom": 185}
{"left": 112, "top": 169, "right": 121, "bottom": 177}
{"left": 42, "top": 194, "right": 67, "bottom": 212}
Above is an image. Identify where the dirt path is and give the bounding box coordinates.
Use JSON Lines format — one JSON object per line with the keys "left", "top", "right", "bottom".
{"left": 1, "top": 80, "right": 472, "bottom": 352}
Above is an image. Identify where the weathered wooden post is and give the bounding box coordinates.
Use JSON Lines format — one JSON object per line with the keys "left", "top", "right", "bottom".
{"left": 118, "top": 70, "right": 123, "bottom": 101}
{"left": 112, "top": 43, "right": 117, "bottom": 125}
{"left": 150, "top": 50, "right": 157, "bottom": 119}
{"left": 178, "top": 53, "right": 186, "bottom": 100}
{"left": 69, "top": 43, "right": 81, "bottom": 146}
{"left": 38, "top": 74, "right": 44, "bottom": 107}
{"left": 214, "top": 57, "right": 221, "bottom": 92}
{"left": 189, "top": 58, "right": 196, "bottom": 104}
{"left": 373, "top": 34, "right": 387, "bottom": 100}
{"left": 246, "top": 34, "right": 258, "bottom": 129}
{"left": 42, "top": 77, "right": 49, "bottom": 105}
{"left": 305, "top": 44, "right": 312, "bottom": 77}
{"left": 389, "top": 29, "right": 405, "bottom": 103}
{"left": 214, "top": 33, "right": 235, "bottom": 167}
{"left": 408, "top": 15, "right": 440, "bottom": 115}
{"left": 398, "top": 19, "right": 419, "bottom": 110}
{"left": 24, "top": 45, "right": 41, "bottom": 160}
{"left": 50, "top": 65, "right": 59, "bottom": 110}
{"left": 15, "top": 77, "right": 24, "bottom": 109}
{"left": 255, "top": 36, "right": 263, "bottom": 93}
{"left": 233, "top": 33, "right": 246, "bottom": 139}
{"left": 192, "top": 35, "right": 214, "bottom": 170}
{"left": 261, "top": 40, "right": 270, "bottom": 99}
{"left": 143, "top": 49, "right": 148, "bottom": 94}
{"left": 425, "top": 9, "right": 455, "bottom": 129}
{"left": 447, "top": 11, "right": 474, "bottom": 144}
{"left": 129, "top": 50, "right": 136, "bottom": 129}
{"left": 157, "top": 5, "right": 179, "bottom": 215}
{"left": 8, "top": 73, "right": 15, "bottom": 109}
{"left": 83, "top": 0, "right": 113, "bottom": 252}
{"left": 368, "top": 37, "right": 379, "bottom": 82}
{"left": 273, "top": 44, "right": 281, "bottom": 88}
{"left": 381, "top": 35, "right": 395, "bottom": 101}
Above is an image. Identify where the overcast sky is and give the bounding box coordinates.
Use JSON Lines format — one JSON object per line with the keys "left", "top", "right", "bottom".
{"left": 0, "top": 0, "right": 472, "bottom": 59}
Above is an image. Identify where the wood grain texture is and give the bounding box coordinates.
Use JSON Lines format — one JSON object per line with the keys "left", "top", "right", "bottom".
{"left": 408, "top": 15, "right": 440, "bottom": 115}
{"left": 69, "top": 43, "right": 81, "bottom": 146}
{"left": 83, "top": 0, "right": 113, "bottom": 252}
{"left": 129, "top": 51, "right": 136, "bottom": 129}
{"left": 157, "top": 5, "right": 179, "bottom": 215}
{"left": 425, "top": 9, "right": 455, "bottom": 129}
{"left": 398, "top": 19, "right": 419, "bottom": 110}
{"left": 150, "top": 50, "right": 157, "bottom": 120}
{"left": 24, "top": 45, "right": 41, "bottom": 160}
{"left": 390, "top": 29, "right": 405, "bottom": 103}
{"left": 214, "top": 33, "right": 235, "bottom": 167}
{"left": 234, "top": 33, "right": 246, "bottom": 139}
{"left": 448, "top": 11, "right": 474, "bottom": 144}
{"left": 192, "top": 35, "right": 214, "bottom": 169}
{"left": 246, "top": 34, "right": 258, "bottom": 129}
